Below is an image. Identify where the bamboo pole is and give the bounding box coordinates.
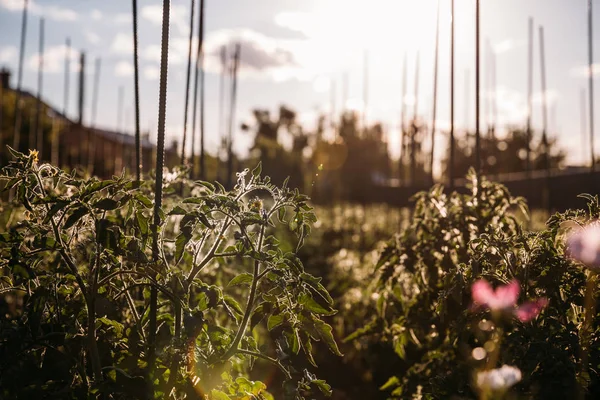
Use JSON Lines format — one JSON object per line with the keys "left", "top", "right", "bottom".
{"left": 582, "top": 88, "right": 587, "bottom": 165}
{"left": 410, "top": 52, "right": 420, "bottom": 186}
{"left": 589, "top": 0, "right": 595, "bottom": 170}
{"left": 180, "top": 0, "right": 195, "bottom": 165}
{"left": 34, "top": 18, "right": 45, "bottom": 158}
{"left": 56, "top": 37, "right": 71, "bottom": 167}
{"left": 430, "top": 0, "right": 440, "bottom": 184}
{"left": 526, "top": 17, "right": 533, "bottom": 177}
{"left": 400, "top": 53, "right": 407, "bottom": 183}
{"left": 12, "top": 0, "right": 29, "bottom": 153}
{"left": 227, "top": 43, "right": 241, "bottom": 189}
{"left": 449, "top": 0, "right": 455, "bottom": 189}
{"left": 217, "top": 46, "right": 227, "bottom": 180}
{"left": 132, "top": 0, "right": 142, "bottom": 181}
{"left": 88, "top": 57, "right": 101, "bottom": 173}
{"left": 77, "top": 52, "right": 85, "bottom": 167}
{"left": 189, "top": 0, "right": 203, "bottom": 179}
{"left": 539, "top": 26, "right": 549, "bottom": 172}
{"left": 363, "top": 49, "right": 368, "bottom": 134}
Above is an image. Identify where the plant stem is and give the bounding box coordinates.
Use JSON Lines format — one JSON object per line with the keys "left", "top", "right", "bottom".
{"left": 578, "top": 271, "right": 597, "bottom": 399}
{"left": 221, "top": 223, "right": 265, "bottom": 360}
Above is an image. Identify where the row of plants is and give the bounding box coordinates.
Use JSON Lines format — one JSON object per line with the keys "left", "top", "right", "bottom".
{"left": 1, "top": 147, "right": 599, "bottom": 399}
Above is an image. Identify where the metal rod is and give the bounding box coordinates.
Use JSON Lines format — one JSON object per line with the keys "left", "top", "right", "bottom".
{"left": 34, "top": 18, "right": 45, "bottom": 157}
{"left": 227, "top": 43, "right": 241, "bottom": 189}
{"left": 475, "top": 0, "right": 481, "bottom": 175}
{"left": 199, "top": 0, "right": 206, "bottom": 180}
{"left": 413, "top": 52, "right": 420, "bottom": 121}
{"left": 180, "top": 0, "right": 195, "bottom": 165}
{"left": 526, "top": 17, "right": 533, "bottom": 176}
{"left": 77, "top": 52, "right": 85, "bottom": 167}
{"left": 491, "top": 45, "right": 498, "bottom": 137}
{"left": 449, "top": 0, "right": 455, "bottom": 189}
{"left": 132, "top": 0, "right": 142, "bottom": 181}
{"left": 410, "top": 51, "right": 419, "bottom": 186}
{"left": 12, "top": 0, "right": 29, "bottom": 152}
{"left": 150, "top": 0, "right": 171, "bottom": 383}
{"left": 430, "top": 0, "right": 440, "bottom": 183}
{"left": 589, "top": 0, "right": 595, "bottom": 170}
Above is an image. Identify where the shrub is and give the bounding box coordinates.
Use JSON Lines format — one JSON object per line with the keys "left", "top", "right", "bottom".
{"left": 354, "top": 170, "right": 599, "bottom": 399}
{"left": 0, "top": 148, "right": 340, "bottom": 399}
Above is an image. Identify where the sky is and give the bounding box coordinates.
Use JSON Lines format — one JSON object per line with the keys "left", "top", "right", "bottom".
{"left": 0, "top": 0, "right": 597, "bottom": 170}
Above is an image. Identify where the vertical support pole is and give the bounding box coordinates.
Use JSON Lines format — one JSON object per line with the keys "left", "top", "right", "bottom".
{"left": 400, "top": 53, "right": 407, "bottom": 183}
{"left": 527, "top": 17, "right": 533, "bottom": 177}
{"left": 363, "top": 49, "right": 368, "bottom": 134}
{"left": 12, "top": 0, "right": 29, "bottom": 153}
{"left": 34, "top": 18, "right": 45, "bottom": 158}
{"left": 539, "top": 26, "right": 549, "bottom": 172}
{"left": 589, "top": 0, "right": 595, "bottom": 170}
{"left": 150, "top": 0, "right": 171, "bottom": 388}
{"left": 88, "top": 57, "right": 101, "bottom": 173}
{"left": 227, "top": 43, "right": 241, "bottom": 189}
{"left": 582, "top": 88, "right": 588, "bottom": 165}
{"left": 475, "top": 0, "right": 481, "bottom": 176}
{"left": 132, "top": 0, "right": 142, "bottom": 181}
{"left": 217, "top": 46, "right": 227, "bottom": 180}
{"left": 56, "top": 37, "right": 71, "bottom": 167}
{"left": 430, "top": 0, "right": 440, "bottom": 184}
{"left": 199, "top": 0, "right": 206, "bottom": 180}
{"left": 449, "top": 0, "right": 455, "bottom": 189}
{"left": 180, "top": 0, "right": 195, "bottom": 165}
{"left": 189, "top": 1, "right": 203, "bottom": 179}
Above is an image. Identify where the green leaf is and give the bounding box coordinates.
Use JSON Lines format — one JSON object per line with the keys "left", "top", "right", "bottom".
{"left": 182, "top": 197, "right": 205, "bottom": 204}
{"left": 300, "top": 272, "right": 333, "bottom": 304}
{"left": 174, "top": 231, "right": 192, "bottom": 265}
{"left": 97, "top": 317, "right": 124, "bottom": 336}
{"left": 195, "top": 180, "right": 215, "bottom": 191}
{"left": 136, "top": 211, "right": 149, "bottom": 236}
{"left": 298, "top": 293, "right": 336, "bottom": 316}
{"left": 134, "top": 193, "right": 153, "bottom": 208}
{"left": 311, "top": 379, "right": 332, "bottom": 396}
{"left": 380, "top": 376, "right": 400, "bottom": 391}
{"left": 267, "top": 314, "right": 285, "bottom": 331}
{"left": 312, "top": 318, "right": 343, "bottom": 356}
{"left": 63, "top": 205, "right": 88, "bottom": 229}
{"left": 169, "top": 205, "right": 187, "bottom": 215}
{"left": 93, "top": 198, "right": 119, "bottom": 211}
{"left": 251, "top": 162, "right": 262, "bottom": 178}
{"left": 227, "top": 273, "right": 253, "bottom": 287}
{"left": 223, "top": 295, "right": 243, "bottom": 316}
{"left": 210, "top": 389, "right": 232, "bottom": 400}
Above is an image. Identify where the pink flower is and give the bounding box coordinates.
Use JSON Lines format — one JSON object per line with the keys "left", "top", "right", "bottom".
{"left": 471, "top": 279, "right": 547, "bottom": 322}
{"left": 566, "top": 224, "right": 600, "bottom": 271}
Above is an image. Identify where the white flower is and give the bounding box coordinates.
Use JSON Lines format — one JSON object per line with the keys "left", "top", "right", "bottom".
{"left": 476, "top": 365, "right": 522, "bottom": 392}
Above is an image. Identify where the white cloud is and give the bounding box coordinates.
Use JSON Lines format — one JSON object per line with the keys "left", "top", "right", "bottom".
{"left": 141, "top": 4, "right": 189, "bottom": 35}
{"left": 114, "top": 13, "right": 131, "bottom": 25}
{"left": 143, "top": 66, "right": 160, "bottom": 81}
{"left": 26, "top": 44, "right": 80, "bottom": 74}
{"left": 203, "top": 29, "right": 302, "bottom": 80}
{"left": 114, "top": 61, "right": 134, "bottom": 77}
{"left": 85, "top": 31, "right": 101, "bottom": 45}
{"left": 0, "top": 0, "right": 77, "bottom": 21}
{"left": 110, "top": 33, "right": 133, "bottom": 55}
{"left": 91, "top": 9, "right": 102, "bottom": 21}
{"left": 0, "top": 46, "right": 17, "bottom": 64}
